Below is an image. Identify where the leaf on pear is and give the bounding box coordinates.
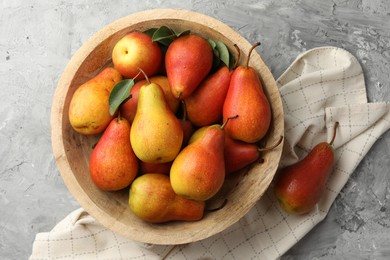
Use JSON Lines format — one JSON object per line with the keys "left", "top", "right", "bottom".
{"left": 207, "top": 38, "right": 236, "bottom": 70}
{"left": 214, "top": 40, "right": 230, "bottom": 68}
{"left": 207, "top": 38, "right": 217, "bottom": 49}
{"left": 172, "top": 28, "right": 190, "bottom": 37}
{"left": 152, "top": 26, "right": 175, "bottom": 46}
{"left": 109, "top": 79, "right": 135, "bottom": 116}
{"left": 151, "top": 26, "right": 191, "bottom": 46}
{"left": 143, "top": 28, "right": 158, "bottom": 37}
{"left": 207, "top": 39, "right": 220, "bottom": 70}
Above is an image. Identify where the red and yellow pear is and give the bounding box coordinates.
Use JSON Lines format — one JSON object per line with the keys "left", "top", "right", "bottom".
{"left": 189, "top": 126, "right": 283, "bottom": 175}
{"left": 224, "top": 136, "right": 283, "bottom": 174}
{"left": 129, "top": 174, "right": 205, "bottom": 223}
{"left": 170, "top": 116, "right": 237, "bottom": 201}
{"left": 185, "top": 66, "right": 232, "bottom": 127}
{"left": 139, "top": 161, "right": 172, "bottom": 175}
{"left": 274, "top": 122, "right": 339, "bottom": 215}
{"left": 178, "top": 101, "right": 194, "bottom": 148}
{"left": 112, "top": 31, "right": 162, "bottom": 79}
{"left": 223, "top": 42, "right": 271, "bottom": 143}
{"left": 89, "top": 116, "right": 138, "bottom": 191}
{"left": 165, "top": 34, "right": 213, "bottom": 99}
{"left": 68, "top": 67, "right": 122, "bottom": 135}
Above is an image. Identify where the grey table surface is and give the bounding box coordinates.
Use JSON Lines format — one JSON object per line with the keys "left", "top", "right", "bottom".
{"left": 1, "top": 0, "right": 389, "bottom": 259}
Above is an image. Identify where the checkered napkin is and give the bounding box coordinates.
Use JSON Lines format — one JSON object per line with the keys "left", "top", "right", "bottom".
{"left": 31, "top": 47, "right": 390, "bottom": 259}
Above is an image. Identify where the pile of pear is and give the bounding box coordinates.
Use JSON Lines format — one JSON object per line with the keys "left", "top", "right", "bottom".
{"left": 68, "top": 31, "right": 280, "bottom": 223}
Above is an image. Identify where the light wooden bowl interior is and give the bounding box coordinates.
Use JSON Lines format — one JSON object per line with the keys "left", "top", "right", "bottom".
{"left": 51, "top": 9, "right": 284, "bottom": 245}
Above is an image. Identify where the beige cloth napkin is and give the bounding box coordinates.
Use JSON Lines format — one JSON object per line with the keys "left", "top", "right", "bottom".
{"left": 31, "top": 47, "right": 390, "bottom": 259}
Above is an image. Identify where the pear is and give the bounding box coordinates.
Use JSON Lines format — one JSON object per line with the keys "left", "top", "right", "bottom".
{"left": 179, "top": 101, "right": 194, "bottom": 148}
{"left": 112, "top": 31, "right": 162, "bottom": 79}
{"left": 274, "top": 122, "right": 339, "bottom": 215}
{"left": 120, "top": 75, "right": 179, "bottom": 123}
{"left": 187, "top": 126, "right": 208, "bottom": 145}
{"left": 165, "top": 34, "right": 213, "bottom": 99}
{"left": 129, "top": 174, "right": 205, "bottom": 223}
{"left": 189, "top": 126, "right": 283, "bottom": 175}
{"left": 180, "top": 118, "right": 194, "bottom": 149}
{"left": 69, "top": 67, "right": 122, "bottom": 135}
{"left": 185, "top": 66, "right": 232, "bottom": 127}
{"left": 139, "top": 161, "right": 172, "bottom": 175}
{"left": 170, "top": 116, "right": 237, "bottom": 201}
{"left": 89, "top": 116, "right": 138, "bottom": 191}
{"left": 224, "top": 136, "right": 283, "bottom": 174}
{"left": 130, "top": 70, "right": 183, "bottom": 163}
{"left": 223, "top": 42, "right": 271, "bottom": 143}
{"left": 148, "top": 75, "right": 180, "bottom": 113}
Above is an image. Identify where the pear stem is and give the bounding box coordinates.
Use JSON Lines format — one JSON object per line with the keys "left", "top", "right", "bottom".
{"left": 221, "top": 115, "right": 239, "bottom": 130}
{"left": 116, "top": 110, "right": 122, "bottom": 122}
{"left": 257, "top": 135, "right": 284, "bottom": 152}
{"left": 137, "top": 67, "right": 150, "bottom": 85}
{"left": 133, "top": 70, "right": 142, "bottom": 81}
{"left": 233, "top": 44, "right": 241, "bottom": 69}
{"left": 245, "top": 42, "right": 261, "bottom": 69}
{"left": 329, "top": 122, "right": 339, "bottom": 146}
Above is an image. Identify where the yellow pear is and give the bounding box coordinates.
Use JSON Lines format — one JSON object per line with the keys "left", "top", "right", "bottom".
{"left": 129, "top": 174, "right": 205, "bottom": 223}
{"left": 130, "top": 71, "right": 183, "bottom": 163}
{"left": 68, "top": 67, "right": 122, "bottom": 135}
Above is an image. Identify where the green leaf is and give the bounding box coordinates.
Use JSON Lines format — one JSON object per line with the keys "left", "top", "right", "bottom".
{"left": 207, "top": 39, "right": 219, "bottom": 71}
{"left": 143, "top": 28, "right": 157, "bottom": 37}
{"left": 152, "top": 26, "right": 176, "bottom": 46}
{"left": 151, "top": 26, "right": 191, "bottom": 46}
{"left": 207, "top": 38, "right": 217, "bottom": 49}
{"left": 207, "top": 38, "right": 236, "bottom": 71}
{"left": 214, "top": 40, "right": 230, "bottom": 68}
{"left": 109, "top": 79, "right": 135, "bottom": 116}
{"left": 173, "top": 28, "right": 191, "bottom": 37}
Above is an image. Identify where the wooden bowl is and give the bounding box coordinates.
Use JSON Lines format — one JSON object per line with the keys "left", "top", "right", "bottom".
{"left": 51, "top": 9, "right": 284, "bottom": 245}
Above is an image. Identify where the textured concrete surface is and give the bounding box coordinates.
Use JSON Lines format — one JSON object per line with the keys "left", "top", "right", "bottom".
{"left": 1, "top": 0, "right": 389, "bottom": 259}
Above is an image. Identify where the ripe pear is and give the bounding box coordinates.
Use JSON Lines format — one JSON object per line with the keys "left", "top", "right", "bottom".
{"left": 189, "top": 126, "right": 283, "bottom": 175}
{"left": 170, "top": 116, "right": 236, "bottom": 201}
{"left": 120, "top": 75, "right": 179, "bottom": 123}
{"left": 223, "top": 42, "right": 271, "bottom": 143}
{"left": 130, "top": 71, "right": 183, "bottom": 163}
{"left": 139, "top": 161, "right": 172, "bottom": 175}
{"left": 180, "top": 118, "right": 194, "bottom": 148}
{"left": 89, "top": 116, "right": 138, "bottom": 191}
{"left": 69, "top": 67, "right": 122, "bottom": 135}
{"left": 185, "top": 66, "right": 232, "bottom": 127}
{"left": 187, "top": 115, "right": 237, "bottom": 145}
{"left": 224, "top": 136, "right": 283, "bottom": 174}
{"left": 129, "top": 174, "right": 205, "bottom": 223}
{"left": 178, "top": 101, "right": 194, "bottom": 148}
{"left": 112, "top": 31, "right": 162, "bottom": 79}
{"left": 274, "top": 122, "right": 339, "bottom": 215}
{"left": 165, "top": 34, "right": 213, "bottom": 99}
